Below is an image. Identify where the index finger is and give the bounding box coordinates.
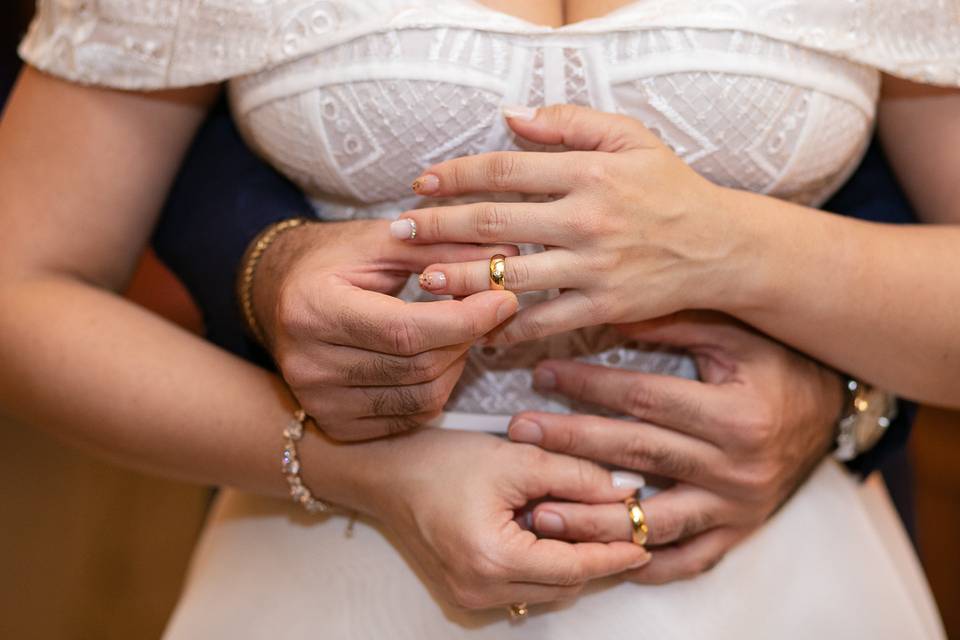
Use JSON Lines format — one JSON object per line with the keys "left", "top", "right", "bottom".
{"left": 323, "top": 285, "right": 518, "bottom": 356}
{"left": 534, "top": 360, "right": 735, "bottom": 443}
{"left": 411, "top": 151, "right": 590, "bottom": 198}
{"left": 512, "top": 534, "right": 650, "bottom": 586}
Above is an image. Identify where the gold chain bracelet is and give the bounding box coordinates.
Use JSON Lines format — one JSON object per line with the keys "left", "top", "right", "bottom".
{"left": 237, "top": 217, "right": 312, "bottom": 346}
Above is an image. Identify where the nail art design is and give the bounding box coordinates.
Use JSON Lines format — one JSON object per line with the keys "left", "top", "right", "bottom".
{"left": 418, "top": 271, "right": 446, "bottom": 291}
{"left": 389, "top": 219, "right": 417, "bottom": 240}
{"left": 411, "top": 174, "right": 440, "bottom": 194}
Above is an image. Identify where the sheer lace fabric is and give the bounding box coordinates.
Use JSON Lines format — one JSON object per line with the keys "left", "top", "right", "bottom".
{"left": 19, "top": 0, "right": 960, "bottom": 416}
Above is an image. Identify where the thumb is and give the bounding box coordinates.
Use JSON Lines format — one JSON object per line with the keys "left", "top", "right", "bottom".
{"left": 328, "top": 283, "right": 519, "bottom": 354}
{"left": 503, "top": 103, "right": 662, "bottom": 153}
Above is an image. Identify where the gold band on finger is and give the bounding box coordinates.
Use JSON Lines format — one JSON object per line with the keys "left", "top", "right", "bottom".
{"left": 508, "top": 602, "right": 529, "bottom": 619}
{"left": 489, "top": 254, "right": 507, "bottom": 290}
{"left": 624, "top": 496, "right": 649, "bottom": 547}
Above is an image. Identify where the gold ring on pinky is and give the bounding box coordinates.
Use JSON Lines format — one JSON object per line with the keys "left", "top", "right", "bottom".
{"left": 489, "top": 254, "right": 507, "bottom": 290}
{"left": 624, "top": 496, "right": 649, "bottom": 547}
{"left": 508, "top": 602, "right": 529, "bottom": 620}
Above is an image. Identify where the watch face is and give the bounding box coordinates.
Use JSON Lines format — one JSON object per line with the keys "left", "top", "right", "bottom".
{"left": 853, "top": 390, "right": 894, "bottom": 452}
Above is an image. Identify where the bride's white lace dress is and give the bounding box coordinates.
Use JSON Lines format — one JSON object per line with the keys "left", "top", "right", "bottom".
{"left": 21, "top": 1, "right": 958, "bottom": 637}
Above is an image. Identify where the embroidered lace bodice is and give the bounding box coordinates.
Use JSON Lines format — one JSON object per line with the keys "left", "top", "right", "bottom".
{"left": 21, "top": 1, "right": 960, "bottom": 417}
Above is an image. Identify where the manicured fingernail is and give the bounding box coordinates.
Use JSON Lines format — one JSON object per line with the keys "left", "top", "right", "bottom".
{"left": 628, "top": 552, "right": 653, "bottom": 569}
{"left": 611, "top": 471, "right": 646, "bottom": 490}
{"left": 501, "top": 104, "right": 537, "bottom": 121}
{"left": 535, "top": 511, "right": 565, "bottom": 536}
{"left": 508, "top": 419, "right": 543, "bottom": 444}
{"left": 532, "top": 368, "right": 556, "bottom": 391}
{"left": 495, "top": 298, "right": 517, "bottom": 324}
{"left": 390, "top": 219, "right": 417, "bottom": 240}
{"left": 411, "top": 174, "right": 440, "bottom": 194}
{"left": 419, "top": 272, "right": 446, "bottom": 291}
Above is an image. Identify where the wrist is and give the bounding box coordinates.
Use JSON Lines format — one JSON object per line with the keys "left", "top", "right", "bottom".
{"left": 692, "top": 185, "right": 769, "bottom": 314}
{"left": 245, "top": 219, "right": 322, "bottom": 349}
{"left": 297, "top": 428, "right": 400, "bottom": 517}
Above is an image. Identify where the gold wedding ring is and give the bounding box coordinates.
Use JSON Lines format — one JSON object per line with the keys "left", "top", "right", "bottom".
{"left": 508, "top": 602, "right": 529, "bottom": 619}
{"left": 489, "top": 254, "right": 507, "bottom": 290}
{"left": 624, "top": 496, "right": 649, "bottom": 547}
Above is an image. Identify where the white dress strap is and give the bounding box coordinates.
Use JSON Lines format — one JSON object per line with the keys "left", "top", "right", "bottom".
{"left": 19, "top": 1, "right": 960, "bottom": 90}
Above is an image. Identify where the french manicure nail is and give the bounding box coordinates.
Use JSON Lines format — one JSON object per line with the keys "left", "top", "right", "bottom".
{"left": 389, "top": 219, "right": 417, "bottom": 240}
{"left": 532, "top": 368, "right": 556, "bottom": 391}
{"left": 628, "top": 552, "right": 653, "bottom": 569}
{"left": 611, "top": 471, "right": 646, "bottom": 490}
{"left": 501, "top": 104, "right": 538, "bottom": 121}
{"left": 534, "top": 511, "right": 565, "bottom": 536}
{"left": 508, "top": 419, "right": 543, "bottom": 444}
{"left": 411, "top": 174, "right": 440, "bottom": 194}
{"left": 419, "top": 272, "right": 446, "bottom": 291}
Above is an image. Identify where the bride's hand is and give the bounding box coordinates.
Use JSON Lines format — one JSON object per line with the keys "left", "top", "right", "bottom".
{"left": 252, "top": 219, "right": 519, "bottom": 440}
{"left": 393, "top": 104, "right": 738, "bottom": 344}
{"left": 358, "top": 428, "right": 650, "bottom": 610}
{"left": 505, "top": 312, "right": 842, "bottom": 584}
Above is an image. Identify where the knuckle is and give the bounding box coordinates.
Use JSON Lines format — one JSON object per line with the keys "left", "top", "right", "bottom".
{"left": 469, "top": 540, "right": 510, "bottom": 582}
{"left": 584, "top": 294, "right": 613, "bottom": 322}
{"left": 670, "top": 511, "right": 717, "bottom": 543}
{"left": 276, "top": 352, "right": 311, "bottom": 388}
{"left": 552, "top": 423, "right": 580, "bottom": 453}
{"left": 506, "top": 257, "right": 531, "bottom": 289}
{"left": 561, "top": 207, "right": 596, "bottom": 239}
{"left": 625, "top": 384, "right": 657, "bottom": 418}
{"left": 381, "top": 414, "right": 421, "bottom": 435}
{"left": 411, "top": 352, "right": 449, "bottom": 383}
{"left": 484, "top": 152, "right": 520, "bottom": 190}
{"left": 516, "top": 442, "right": 550, "bottom": 468}
{"left": 553, "top": 564, "right": 584, "bottom": 588}
{"left": 515, "top": 315, "right": 548, "bottom": 343}
{"left": 735, "top": 463, "right": 780, "bottom": 500}
{"left": 622, "top": 436, "right": 701, "bottom": 480}
{"left": 447, "top": 582, "right": 487, "bottom": 611}
{"left": 388, "top": 318, "right": 426, "bottom": 356}
{"left": 314, "top": 419, "right": 350, "bottom": 441}
{"left": 422, "top": 379, "right": 453, "bottom": 413}
{"left": 576, "top": 160, "right": 614, "bottom": 189}
{"left": 687, "top": 553, "right": 723, "bottom": 578}
{"left": 474, "top": 203, "right": 511, "bottom": 240}
{"left": 740, "top": 407, "right": 778, "bottom": 451}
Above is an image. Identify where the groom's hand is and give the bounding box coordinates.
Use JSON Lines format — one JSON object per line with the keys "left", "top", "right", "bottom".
{"left": 252, "top": 219, "right": 518, "bottom": 441}
{"left": 507, "top": 311, "right": 843, "bottom": 583}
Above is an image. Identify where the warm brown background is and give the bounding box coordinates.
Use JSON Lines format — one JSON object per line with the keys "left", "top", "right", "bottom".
{"left": 1, "top": 2, "right": 958, "bottom": 636}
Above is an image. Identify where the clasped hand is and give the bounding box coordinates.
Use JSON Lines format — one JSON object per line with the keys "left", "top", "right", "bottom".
{"left": 396, "top": 103, "right": 742, "bottom": 344}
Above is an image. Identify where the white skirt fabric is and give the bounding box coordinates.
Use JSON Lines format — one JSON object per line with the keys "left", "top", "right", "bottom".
{"left": 164, "top": 458, "right": 944, "bottom": 639}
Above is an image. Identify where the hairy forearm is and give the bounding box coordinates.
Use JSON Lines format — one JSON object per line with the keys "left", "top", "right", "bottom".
{"left": 716, "top": 187, "right": 960, "bottom": 406}
{"left": 0, "top": 275, "right": 388, "bottom": 511}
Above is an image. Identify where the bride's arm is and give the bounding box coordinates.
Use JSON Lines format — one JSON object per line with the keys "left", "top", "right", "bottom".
{"left": 0, "top": 68, "right": 646, "bottom": 609}
{"left": 394, "top": 88, "right": 960, "bottom": 407}
{"left": 0, "top": 67, "right": 344, "bottom": 499}
{"left": 704, "top": 77, "right": 960, "bottom": 405}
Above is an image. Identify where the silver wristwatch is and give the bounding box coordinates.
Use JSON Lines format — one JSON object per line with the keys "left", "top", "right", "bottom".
{"left": 833, "top": 378, "right": 898, "bottom": 462}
